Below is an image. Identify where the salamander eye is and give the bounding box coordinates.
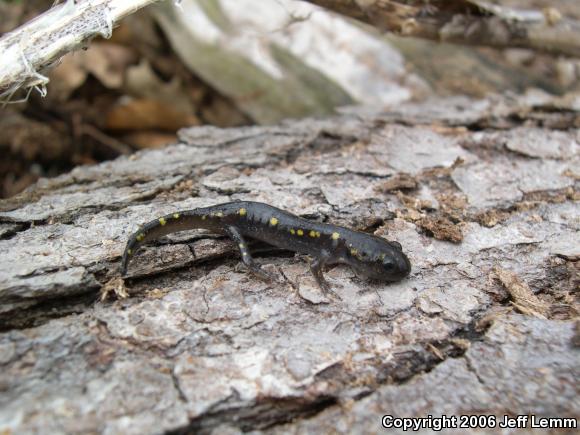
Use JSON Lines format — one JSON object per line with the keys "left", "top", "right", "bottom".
{"left": 390, "top": 241, "right": 402, "bottom": 250}
{"left": 383, "top": 260, "right": 395, "bottom": 271}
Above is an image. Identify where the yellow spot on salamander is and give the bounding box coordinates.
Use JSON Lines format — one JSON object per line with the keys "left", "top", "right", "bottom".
{"left": 316, "top": 231, "right": 321, "bottom": 238}
{"left": 136, "top": 233, "right": 145, "bottom": 242}
{"left": 379, "top": 253, "right": 386, "bottom": 260}
{"left": 239, "top": 208, "right": 247, "bottom": 216}
{"left": 297, "top": 229, "right": 304, "bottom": 236}
{"left": 239, "top": 243, "right": 244, "bottom": 249}
{"left": 290, "top": 229, "right": 295, "bottom": 235}
{"left": 242, "top": 252, "right": 248, "bottom": 257}
{"left": 350, "top": 248, "right": 358, "bottom": 256}
{"left": 270, "top": 217, "right": 278, "bottom": 226}
{"left": 159, "top": 217, "right": 167, "bottom": 226}
{"left": 216, "top": 212, "right": 223, "bottom": 218}
{"left": 173, "top": 213, "right": 180, "bottom": 219}
{"left": 309, "top": 230, "right": 316, "bottom": 238}
{"left": 127, "top": 249, "right": 132, "bottom": 255}
{"left": 202, "top": 215, "right": 206, "bottom": 220}
{"left": 331, "top": 232, "right": 340, "bottom": 240}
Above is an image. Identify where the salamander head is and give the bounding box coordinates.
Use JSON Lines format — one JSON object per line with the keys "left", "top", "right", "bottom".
{"left": 345, "top": 237, "right": 411, "bottom": 282}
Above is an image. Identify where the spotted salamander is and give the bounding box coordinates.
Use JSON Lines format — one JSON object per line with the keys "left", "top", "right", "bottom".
{"left": 121, "top": 201, "right": 411, "bottom": 293}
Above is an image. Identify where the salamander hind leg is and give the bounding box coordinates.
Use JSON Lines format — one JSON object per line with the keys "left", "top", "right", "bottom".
{"left": 225, "top": 226, "right": 279, "bottom": 284}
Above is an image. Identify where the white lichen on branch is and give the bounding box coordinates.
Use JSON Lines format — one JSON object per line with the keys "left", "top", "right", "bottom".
{"left": 0, "top": 0, "right": 161, "bottom": 101}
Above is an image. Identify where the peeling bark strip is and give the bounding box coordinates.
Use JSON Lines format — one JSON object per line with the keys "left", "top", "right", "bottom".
{"left": 304, "top": 0, "right": 580, "bottom": 57}
{"left": 0, "top": 94, "right": 579, "bottom": 433}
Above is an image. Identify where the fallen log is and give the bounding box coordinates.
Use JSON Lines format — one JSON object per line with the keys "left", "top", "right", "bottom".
{"left": 0, "top": 93, "right": 578, "bottom": 433}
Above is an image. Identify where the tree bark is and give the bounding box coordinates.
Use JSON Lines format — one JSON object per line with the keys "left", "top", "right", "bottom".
{"left": 304, "top": 0, "right": 580, "bottom": 57}
{"left": 0, "top": 93, "right": 578, "bottom": 433}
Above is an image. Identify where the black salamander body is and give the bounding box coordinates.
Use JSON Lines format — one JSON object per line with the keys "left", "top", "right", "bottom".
{"left": 121, "top": 201, "right": 411, "bottom": 292}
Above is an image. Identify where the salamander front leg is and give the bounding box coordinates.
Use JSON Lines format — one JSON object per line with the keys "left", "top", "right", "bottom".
{"left": 310, "top": 252, "right": 341, "bottom": 300}
{"left": 225, "top": 226, "right": 278, "bottom": 283}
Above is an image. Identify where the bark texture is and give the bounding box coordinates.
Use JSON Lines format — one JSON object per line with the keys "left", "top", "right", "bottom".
{"left": 0, "top": 93, "right": 579, "bottom": 433}
{"left": 304, "top": 0, "right": 580, "bottom": 57}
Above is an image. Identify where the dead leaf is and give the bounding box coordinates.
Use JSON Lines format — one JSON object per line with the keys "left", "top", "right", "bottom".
{"left": 48, "top": 42, "right": 138, "bottom": 101}
{"left": 122, "top": 131, "right": 178, "bottom": 149}
{"left": 0, "top": 112, "right": 69, "bottom": 160}
{"left": 125, "top": 60, "right": 195, "bottom": 115}
{"left": 48, "top": 55, "right": 88, "bottom": 101}
{"left": 84, "top": 42, "right": 138, "bottom": 89}
{"left": 105, "top": 98, "right": 201, "bottom": 131}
